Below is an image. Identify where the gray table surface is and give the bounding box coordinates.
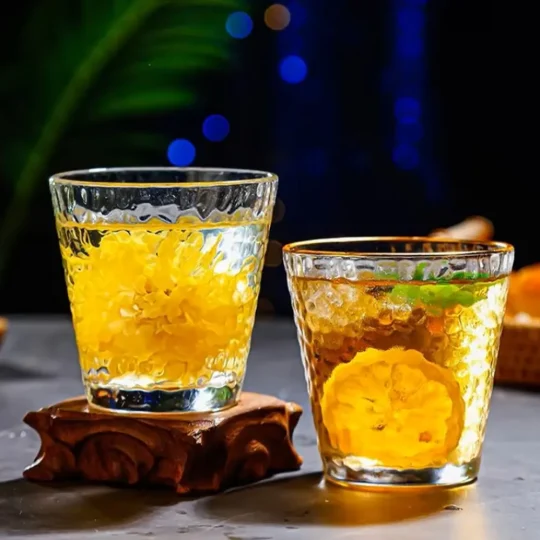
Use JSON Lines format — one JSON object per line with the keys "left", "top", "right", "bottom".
{"left": 0, "top": 316, "right": 539, "bottom": 540}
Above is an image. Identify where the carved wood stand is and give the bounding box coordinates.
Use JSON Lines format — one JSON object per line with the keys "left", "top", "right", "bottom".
{"left": 23, "top": 392, "right": 303, "bottom": 494}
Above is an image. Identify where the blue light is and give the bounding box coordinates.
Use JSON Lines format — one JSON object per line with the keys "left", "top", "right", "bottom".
{"left": 397, "top": 8, "right": 424, "bottom": 31}
{"left": 390, "top": 0, "right": 441, "bottom": 199}
{"left": 287, "top": 1, "right": 307, "bottom": 29}
{"left": 397, "top": 34, "right": 423, "bottom": 59}
{"left": 394, "top": 97, "right": 421, "bottom": 123}
{"left": 279, "top": 55, "right": 308, "bottom": 84}
{"left": 167, "top": 139, "right": 196, "bottom": 166}
{"left": 392, "top": 144, "right": 419, "bottom": 170}
{"left": 202, "top": 115, "right": 230, "bottom": 142}
{"left": 226, "top": 12, "right": 253, "bottom": 39}
{"left": 395, "top": 122, "right": 424, "bottom": 144}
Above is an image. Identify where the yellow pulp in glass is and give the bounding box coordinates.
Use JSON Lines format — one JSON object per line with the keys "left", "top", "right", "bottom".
{"left": 57, "top": 221, "right": 267, "bottom": 391}
{"left": 293, "top": 276, "right": 508, "bottom": 470}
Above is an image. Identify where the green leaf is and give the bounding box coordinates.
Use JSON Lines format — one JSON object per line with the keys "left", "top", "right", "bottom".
{"left": 389, "top": 269, "right": 492, "bottom": 309}
{"left": 379, "top": 261, "right": 492, "bottom": 309}
{"left": 0, "top": 0, "right": 246, "bottom": 280}
{"left": 94, "top": 89, "right": 195, "bottom": 119}
{"left": 412, "top": 262, "right": 429, "bottom": 281}
{"left": 390, "top": 283, "right": 487, "bottom": 310}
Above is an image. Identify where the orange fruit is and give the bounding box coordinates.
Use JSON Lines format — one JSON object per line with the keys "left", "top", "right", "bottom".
{"left": 321, "top": 347, "right": 464, "bottom": 469}
{"left": 507, "top": 264, "right": 540, "bottom": 318}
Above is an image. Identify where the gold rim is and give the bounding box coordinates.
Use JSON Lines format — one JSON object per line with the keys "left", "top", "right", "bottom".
{"left": 282, "top": 236, "right": 514, "bottom": 258}
{"left": 49, "top": 167, "right": 278, "bottom": 189}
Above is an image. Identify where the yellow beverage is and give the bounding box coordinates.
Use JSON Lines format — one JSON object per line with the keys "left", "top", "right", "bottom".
{"left": 291, "top": 274, "right": 509, "bottom": 484}
{"left": 58, "top": 220, "right": 267, "bottom": 411}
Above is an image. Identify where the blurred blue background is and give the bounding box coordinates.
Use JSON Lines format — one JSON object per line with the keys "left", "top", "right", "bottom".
{"left": 0, "top": 0, "right": 535, "bottom": 315}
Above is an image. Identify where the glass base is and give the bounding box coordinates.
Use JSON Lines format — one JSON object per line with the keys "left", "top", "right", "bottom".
{"left": 324, "top": 457, "right": 479, "bottom": 489}
{"left": 87, "top": 384, "right": 240, "bottom": 414}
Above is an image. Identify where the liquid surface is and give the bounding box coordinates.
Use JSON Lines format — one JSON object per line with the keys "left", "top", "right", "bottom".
{"left": 58, "top": 221, "right": 268, "bottom": 398}
{"left": 292, "top": 276, "right": 509, "bottom": 472}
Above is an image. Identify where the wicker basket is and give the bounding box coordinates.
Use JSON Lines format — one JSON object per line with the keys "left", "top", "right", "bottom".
{"left": 496, "top": 316, "right": 540, "bottom": 387}
{"left": 432, "top": 216, "right": 540, "bottom": 388}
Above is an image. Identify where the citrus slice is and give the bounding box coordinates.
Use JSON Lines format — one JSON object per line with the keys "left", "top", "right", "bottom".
{"left": 320, "top": 347, "right": 464, "bottom": 469}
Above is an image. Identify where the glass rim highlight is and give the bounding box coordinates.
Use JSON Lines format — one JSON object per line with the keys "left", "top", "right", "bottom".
{"left": 49, "top": 167, "right": 278, "bottom": 190}
{"left": 283, "top": 236, "right": 514, "bottom": 259}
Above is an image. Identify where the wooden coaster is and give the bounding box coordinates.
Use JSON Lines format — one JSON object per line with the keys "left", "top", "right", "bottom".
{"left": 23, "top": 392, "right": 303, "bottom": 494}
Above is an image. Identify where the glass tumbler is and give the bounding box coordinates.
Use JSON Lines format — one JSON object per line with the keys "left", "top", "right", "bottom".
{"left": 283, "top": 237, "right": 514, "bottom": 488}
{"left": 50, "top": 168, "right": 278, "bottom": 413}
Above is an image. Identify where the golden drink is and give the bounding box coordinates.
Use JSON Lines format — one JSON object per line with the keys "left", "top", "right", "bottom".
{"left": 58, "top": 221, "right": 266, "bottom": 410}
{"left": 50, "top": 167, "right": 277, "bottom": 413}
{"left": 284, "top": 238, "right": 514, "bottom": 486}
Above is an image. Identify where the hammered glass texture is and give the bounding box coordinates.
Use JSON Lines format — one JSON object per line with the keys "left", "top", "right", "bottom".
{"left": 51, "top": 168, "right": 277, "bottom": 226}
{"left": 49, "top": 168, "right": 278, "bottom": 413}
{"left": 284, "top": 238, "right": 514, "bottom": 486}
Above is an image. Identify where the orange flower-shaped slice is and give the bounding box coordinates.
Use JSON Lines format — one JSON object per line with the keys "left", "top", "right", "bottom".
{"left": 321, "top": 347, "right": 464, "bottom": 469}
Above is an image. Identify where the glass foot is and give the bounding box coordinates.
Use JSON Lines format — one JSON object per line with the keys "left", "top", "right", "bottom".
{"left": 324, "top": 457, "right": 479, "bottom": 489}
{"left": 87, "top": 384, "right": 240, "bottom": 414}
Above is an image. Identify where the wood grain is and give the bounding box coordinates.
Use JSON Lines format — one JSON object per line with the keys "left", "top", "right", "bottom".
{"left": 23, "top": 392, "right": 303, "bottom": 494}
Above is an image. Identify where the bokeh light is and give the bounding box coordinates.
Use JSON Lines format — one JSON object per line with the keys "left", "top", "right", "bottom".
{"left": 202, "top": 114, "right": 230, "bottom": 142}
{"left": 264, "top": 4, "right": 291, "bottom": 31}
{"left": 279, "top": 55, "right": 308, "bottom": 84}
{"left": 226, "top": 12, "right": 253, "bottom": 39}
{"left": 395, "top": 122, "right": 424, "bottom": 143}
{"left": 397, "top": 8, "right": 424, "bottom": 31}
{"left": 167, "top": 139, "right": 196, "bottom": 166}
{"left": 392, "top": 144, "right": 419, "bottom": 170}
{"left": 287, "top": 0, "right": 307, "bottom": 29}
{"left": 397, "top": 35, "right": 423, "bottom": 59}
{"left": 394, "top": 97, "right": 421, "bottom": 123}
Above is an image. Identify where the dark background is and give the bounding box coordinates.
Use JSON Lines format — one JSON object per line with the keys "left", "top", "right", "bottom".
{"left": 0, "top": 0, "right": 537, "bottom": 315}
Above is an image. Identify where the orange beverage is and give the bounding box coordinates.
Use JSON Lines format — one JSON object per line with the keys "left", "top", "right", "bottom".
{"left": 284, "top": 238, "right": 514, "bottom": 487}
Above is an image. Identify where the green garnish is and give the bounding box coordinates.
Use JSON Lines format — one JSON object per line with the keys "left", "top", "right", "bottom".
{"left": 390, "top": 283, "right": 485, "bottom": 309}
{"left": 383, "top": 265, "right": 491, "bottom": 309}
{"left": 412, "top": 262, "right": 429, "bottom": 281}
